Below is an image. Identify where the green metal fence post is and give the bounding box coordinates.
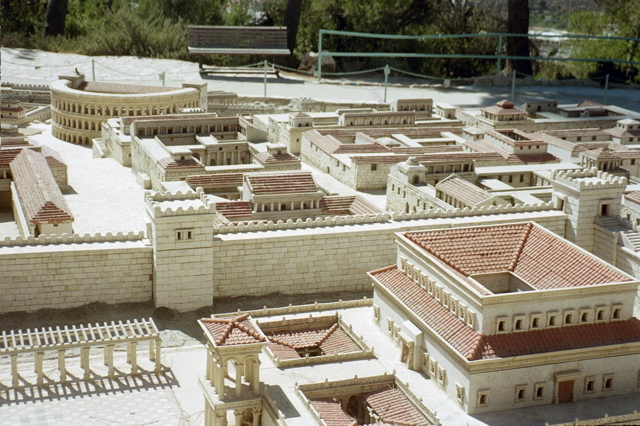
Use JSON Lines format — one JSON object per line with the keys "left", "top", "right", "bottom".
{"left": 264, "top": 60, "right": 268, "bottom": 97}
{"left": 384, "top": 65, "right": 390, "bottom": 102}
{"left": 318, "top": 30, "right": 323, "bottom": 81}
{"left": 92, "top": 59, "right": 95, "bottom": 81}
{"left": 603, "top": 74, "right": 610, "bottom": 104}
{"left": 496, "top": 35, "right": 503, "bottom": 75}
{"left": 510, "top": 69, "right": 516, "bottom": 102}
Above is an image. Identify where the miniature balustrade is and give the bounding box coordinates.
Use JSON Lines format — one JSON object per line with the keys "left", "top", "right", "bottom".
{"left": 0, "top": 318, "right": 162, "bottom": 387}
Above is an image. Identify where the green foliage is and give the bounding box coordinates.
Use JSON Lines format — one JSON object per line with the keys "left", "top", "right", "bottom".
{"left": 567, "top": 10, "right": 639, "bottom": 82}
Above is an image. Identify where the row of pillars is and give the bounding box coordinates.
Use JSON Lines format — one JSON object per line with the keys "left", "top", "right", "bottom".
{"left": 8, "top": 339, "right": 162, "bottom": 387}
{"left": 256, "top": 199, "right": 320, "bottom": 212}
{"left": 204, "top": 405, "right": 262, "bottom": 426}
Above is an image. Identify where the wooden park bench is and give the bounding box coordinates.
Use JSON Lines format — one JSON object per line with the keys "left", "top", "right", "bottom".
{"left": 187, "top": 26, "right": 291, "bottom": 74}
{"left": 1, "top": 318, "right": 162, "bottom": 387}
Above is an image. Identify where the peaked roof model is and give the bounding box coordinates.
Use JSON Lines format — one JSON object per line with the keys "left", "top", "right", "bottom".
{"left": 200, "top": 314, "right": 266, "bottom": 346}
{"left": 404, "top": 223, "right": 631, "bottom": 290}
{"left": 10, "top": 149, "right": 73, "bottom": 225}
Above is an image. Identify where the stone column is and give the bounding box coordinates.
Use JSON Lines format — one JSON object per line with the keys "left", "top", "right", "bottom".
{"left": 11, "top": 354, "right": 18, "bottom": 387}
{"left": 35, "top": 351, "right": 44, "bottom": 386}
{"left": 235, "top": 362, "right": 242, "bottom": 398}
{"left": 154, "top": 340, "right": 162, "bottom": 374}
{"left": 252, "top": 360, "right": 261, "bottom": 396}
{"left": 105, "top": 344, "right": 115, "bottom": 379}
{"left": 81, "top": 346, "right": 91, "bottom": 381}
{"left": 252, "top": 407, "right": 262, "bottom": 425}
{"left": 233, "top": 409, "right": 243, "bottom": 426}
{"left": 214, "top": 410, "right": 228, "bottom": 426}
{"left": 130, "top": 341, "right": 138, "bottom": 375}
{"left": 58, "top": 350, "right": 66, "bottom": 382}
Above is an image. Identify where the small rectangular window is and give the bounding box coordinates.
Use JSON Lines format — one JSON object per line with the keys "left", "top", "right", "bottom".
{"left": 456, "top": 384, "right": 465, "bottom": 405}
{"left": 534, "top": 383, "right": 545, "bottom": 400}
{"left": 584, "top": 376, "right": 596, "bottom": 393}
{"left": 603, "top": 374, "right": 614, "bottom": 391}
{"left": 477, "top": 390, "right": 489, "bottom": 407}
{"left": 176, "top": 228, "right": 194, "bottom": 241}
{"left": 595, "top": 306, "right": 607, "bottom": 323}
{"left": 611, "top": 304, "right": 623, "bottom": 321}
{"left": 371, "top": 164, "right": 377, "bottom": 171}
{"left": 547, "top": 311, "right": 559, "bottom": 328}
{"left": 515, "top": 385, "right": 526, "bottom": 402}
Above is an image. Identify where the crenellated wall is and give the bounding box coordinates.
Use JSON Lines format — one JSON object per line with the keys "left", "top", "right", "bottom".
{"left": 0, "top": 237, "right": 152, "bottom": 313}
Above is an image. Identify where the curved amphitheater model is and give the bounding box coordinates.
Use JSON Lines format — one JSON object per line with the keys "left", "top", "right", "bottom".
{"left": 50, "top": 74, "right": 206, "bottom": 144}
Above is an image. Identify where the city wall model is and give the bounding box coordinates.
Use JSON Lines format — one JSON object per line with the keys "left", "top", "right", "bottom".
{"left": 0, "top": 186, "right": 568, "bottom": 313}
{"left": 0, "top": 233, "right": 152, "bottom": 313}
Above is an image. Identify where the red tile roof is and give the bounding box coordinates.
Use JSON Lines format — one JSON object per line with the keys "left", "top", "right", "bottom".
{"left": 185, "top": 173, "right": 243, "bottom": 188}
{"left": 0, "top": 148, "right": 22, "bottom": 167}
{"left": 157, "top": 157, "right": 205, "bottom": 170}
{"left": 405, "top": 223, "right": 631, "bottom": 290}
{"left": 364, "top": 387, "right": 432, "bottom": 425}
{"left": 625, "top": 191, "right": 640, "bottom": 204}
{"left": 214, "top": 201, "right": 253, "bottom": 219}
{"left": 435, "top": 175, "right": 495, "bottom": 207}
{"left": 308, "top": 399, "right": 356, "bottom": 426}
{"left": 371, "top": 266, "right": 480, "bottom": 359}
{"left": 246, "top": 172, "right": 318, "bottom": 195}
{"left": 9, "top": 149, "right": 73, "bottom": 225}
{"left": 253, "top": 151, "right": 300, "bottom": 164}
{"left": 41, "top": 146, "right": 67, "bottom": 169}
{"left": 320, "top": 195, "right": 381, "bottom": 216}
{"left": 266, "top": 323, "right": 360, "bottom": 360}
{"left": 473, "top": 319, "right": 640, "bottom": 360}
{"left": 372, "top": 265, "right": 640, "bottom": 361}
{"left": 200, "top": 314, "right": 266, "bottom": 346}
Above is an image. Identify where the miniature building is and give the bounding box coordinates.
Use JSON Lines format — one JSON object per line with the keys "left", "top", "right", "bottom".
{"left": 480, "top": 100, "right": 528, "bottom": 123}
{"left": 51, "top": 74, "right": 207, "bottom": 145}
{"left": 604, "top": 119, "right": 640, "bottom": 144}
{"left": 9, "top": 149, "right": 73, "bottom": 236}
{"left": 199, "top": 314, "right": 267, "bottom": 425}
{"left": 435, "top": 174, "right": 509, "bottom": 209}
{"left": 370, "top": 222, "right": 640, "bottom": 414}
{"left": 0, "top": 98, "right": 50, "bottom": 126}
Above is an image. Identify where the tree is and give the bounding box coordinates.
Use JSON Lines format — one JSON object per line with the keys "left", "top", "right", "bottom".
{"left": 505, "top": 0, "right": 532, "bottom": 76}
{"left": 44, "top": 0, "right": 69, "bottom": 37}
{"left": 284, "top": 0, "right": 303, "bottom": 51}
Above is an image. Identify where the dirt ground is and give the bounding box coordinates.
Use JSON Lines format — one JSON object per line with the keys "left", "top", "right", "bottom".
{"left": 0, "top": 290, "right": 372, "bottom": 348}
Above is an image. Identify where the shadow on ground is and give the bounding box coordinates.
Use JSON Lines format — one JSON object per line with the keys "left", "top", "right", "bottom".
{"left": 0, "top": 290, "right": 372, "bottom": 348}
{"left": 0, "top": 367, "right": 178, "bottom": 405}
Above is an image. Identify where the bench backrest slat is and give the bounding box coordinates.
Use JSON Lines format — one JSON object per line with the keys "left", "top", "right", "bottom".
{"left": 187, "top": 26, "right": 289, "bottom": 55}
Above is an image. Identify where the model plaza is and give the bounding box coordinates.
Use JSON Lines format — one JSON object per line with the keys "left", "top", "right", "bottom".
{"left": 2, "top": 52, "right": 640, "bottom": 425}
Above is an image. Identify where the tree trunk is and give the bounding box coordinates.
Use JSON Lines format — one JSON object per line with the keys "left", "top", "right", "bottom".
{"left": 44, "top": 0, "right": 69, "bottom": 37}
{"left": 505, "top": 0, "right": 532, "bottom": 76}
{"left": 284, "top": 0, "right": 303, "bottom": 52}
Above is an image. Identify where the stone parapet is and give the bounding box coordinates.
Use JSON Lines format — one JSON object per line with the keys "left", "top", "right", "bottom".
{"left": 0, "top": 230, "right": 146, "bottom": 247}
{"left": 144, "top": 188, "right": 215, "bottom": 218}
{"left": 552, "top": 167, "right": 628, "bottom": 191}
{"left": 213, "top": 213, "right": 391, "bottom": 234}
{"left": 391, "top": 201, "right": 556, "bottom": 222}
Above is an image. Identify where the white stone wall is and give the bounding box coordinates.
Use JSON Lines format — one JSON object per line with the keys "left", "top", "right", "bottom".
{"left": 387, "top": 175, "right": 448, "bottom": 213}
{"left": 468, "top": 355, "right": 640, "bottom": 414}
{"left": 0, "top": 241, "right": 152, "bottom": 313}
{"left": 213, "top": 224, "right": 396, "bottom": 297}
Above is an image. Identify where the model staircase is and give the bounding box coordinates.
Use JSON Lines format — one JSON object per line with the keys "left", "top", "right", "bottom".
{"left": 622, "top": 230, "right": 640, "bottom": 252}
{"left": 598, "top": 215, "right": 620, "bottom": 228}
